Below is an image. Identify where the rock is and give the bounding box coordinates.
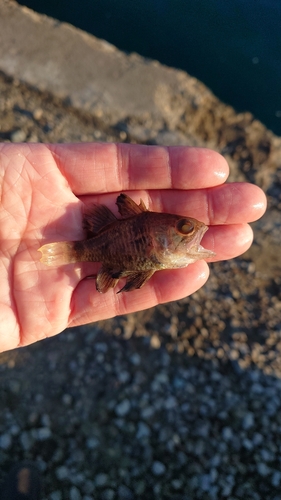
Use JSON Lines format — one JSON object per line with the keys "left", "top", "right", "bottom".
{"left": 141, "top": 406, "right": 155, "bottom": 419}
{"left": 94, "top": 342, "right": 108, "bottom": 353}
{"left": 272, "top": 471, "right": 281, "bottom": 487}
{"left": 200, "top": 474, "right": 211, "bottom": 491}
{"left": 257, "top": 462, "right": 271, "bottom": 477}
{"left": 10, "top": 129, "right": 27, "bottom": 142}
{"left": 130, "top": 353, "right": 141, "bottom": 366}
{"left": 152, "top": 461, "right": 166, "bottom": 476}
{"left": 101, "top": 490, "right": 115, "bottom": 500}
{"left": 118, "top": 371, "right": 130, "bottom": 383}
{"left": 150, "top": 335, "right": 161, "bottom": 349}
{"left": 115, "top": 399, "right": 131, "bottom": 417}
{"left": 95, "top": 473, "right": 109, "bottom": 487}
{"left": 242, "top": 412, "right": 255, "bottom": 430}
{"left": 49, "top": 492, "right": 62, "bottom": 500}
{"left": 0, "top": 433, "right": 12, "bottom": 449}
{"left": 136, "top": 421, "right": 151, "bottom": 439}
{"left": 117, "top": 485, "right": 134, "bottom": 499}
{"left": 19, "top": 431, "right": 34, "bottom": 451}
{"left": 56, "top": 466, "right": 69, "bottom": 481}
{"left": 164, "top": 396, "right": 178, "bottom": 409}
{"left": 222, "top": 427, "right": 233, "bottom": 441}
{"left": 62, "top": 394, "right": 73, "bottom": 405}
{"left": 69, "top": 486, "right": 81, "bottom": 500}
{"left": 86, "top": 437, "right": 100, "bottom": 449}
{"left": 171, "top": 478, "right": 183, "bottom": 490}
{"left": 37, "top": 427, "right": 52, "bottom": 440}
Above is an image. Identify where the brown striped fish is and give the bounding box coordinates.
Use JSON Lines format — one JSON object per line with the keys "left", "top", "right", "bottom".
{"left": 39, "top": 193, "right": 214, "bottom": 293}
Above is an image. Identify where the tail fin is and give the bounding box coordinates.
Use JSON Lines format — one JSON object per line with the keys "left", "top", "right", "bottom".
{"left": 39, "top": 241, "right": 77, "bottom": 266}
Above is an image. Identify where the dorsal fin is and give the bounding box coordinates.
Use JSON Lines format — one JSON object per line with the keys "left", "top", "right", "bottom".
{"left": 83, "top": 204, "right": 117, "bottom": 238}
{"left": 117, "top": 193, "right": 148, "bottom": 218}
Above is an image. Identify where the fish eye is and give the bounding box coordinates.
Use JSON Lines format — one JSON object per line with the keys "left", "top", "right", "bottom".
{"left": 176, "top": 219, "right": 195, "bottom": 235}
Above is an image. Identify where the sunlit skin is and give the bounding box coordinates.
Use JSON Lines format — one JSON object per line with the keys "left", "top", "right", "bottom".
{"left": 0, "top": 143, "right": 266, "bottom": 352}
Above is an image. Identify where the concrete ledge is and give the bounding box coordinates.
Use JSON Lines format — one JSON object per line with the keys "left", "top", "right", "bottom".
{"left": 0, "top": 0, "right": 199, "bottom": 121}
{"left": 0, "top": 0, "right": 280, "bottom": 190}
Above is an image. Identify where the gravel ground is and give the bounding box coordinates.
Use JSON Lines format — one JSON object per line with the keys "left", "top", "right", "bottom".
{"left": 0, "top": 71, "right": 281, "bottom": 499}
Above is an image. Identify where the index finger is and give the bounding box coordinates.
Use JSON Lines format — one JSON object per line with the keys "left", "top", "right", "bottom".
{"left": 49, "top": 143, "right": 229, "bottom": 195}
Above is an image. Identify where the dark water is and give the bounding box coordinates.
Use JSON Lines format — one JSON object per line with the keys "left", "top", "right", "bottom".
{"left": 18, "top": 0, "right": 281, "bottom": 136}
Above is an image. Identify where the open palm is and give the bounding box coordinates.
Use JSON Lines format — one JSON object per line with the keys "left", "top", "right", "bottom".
{"left": 0, "top": 142, "right": 266, "bottom": 352}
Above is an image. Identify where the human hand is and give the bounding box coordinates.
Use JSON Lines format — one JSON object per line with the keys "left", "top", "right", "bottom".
{"left": 0, "top": 142, "right": 266, "bottom": 352}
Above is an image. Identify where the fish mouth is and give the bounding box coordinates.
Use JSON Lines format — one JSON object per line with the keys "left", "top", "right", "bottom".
{"left": 196, "top": 244, "right": 216, "bottom": 259}
{"left": 186, "top": 243, "right": 215, "bottom": 259}
{"left": 187, "top": 226, "right": 215, "bottom": 259}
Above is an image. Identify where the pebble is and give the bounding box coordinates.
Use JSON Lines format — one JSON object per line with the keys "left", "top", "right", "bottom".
{"left": 136, "top": 421, "right": 151, "bottom": 439}
{"left": 257, "top": 462, "right": 271, "bottom": 477}
{"left": 222, "top": 426, "right": 233, "bottom": 441}
{"left": 0, "top": 433, "right": 11, "bottom": 449}
{"left": 19, "top": 431, "right": 34, "bottom": 451}
{"left": 152, "top": 461, "right": 166, "bottom": 476}
{"left": 200, "top": 474, "right": 211, "bottom": 491}
{"left": 94, "top": 342, "right": 108, "bottom": 353}
{"left": 117, "top": 485, "right": 134, "bottom": 499}
{"left": 272, "top": 471, "right": 281, "bottom": 487}
{"left": 150, "top": 335, "right": 161, "bottom": 349}
{"left": 171, "top": 478, "right": 183, "bottom": 490}
{"left": 118, "top": 371, "right": 130, "bottom": 383}
{"left": 37, "top": 427, "right": 52, "bottom": 440}
{"left": 10, "top": 129, "right": 27, "bottom": 142}
{"left": 242, "top": 412, "right": 255, "bottom": 430}
{"left": 62, "top": 394, "right": 72, "bottom": 405}
{"left": 141, "top": 406, "right": 155, "bottom": 419}
{"left": 95, "top": 473, "right": 109, "bottom": 487}
{"left": 49, "top": 492, "right": 62, "bottom": 500}
{"left": 130, "top": 353, "right": 141, "bottom": 366}
{"left": 164, "top": 395, "right": 177, "bottom": 409}
{"left": 86, "top": 436, "right": 100, "bottom": 449}
{"left": 56, "top": 466, "right": 69, "bottom": 480}
{"left": 115, "top": 399, "right": 131, "bottom": 417}
{"left": 101, "top": 490, "right": 115, "bottom": 500}
{"left": 69, "top": 486, "right": 81, "bottom": 500}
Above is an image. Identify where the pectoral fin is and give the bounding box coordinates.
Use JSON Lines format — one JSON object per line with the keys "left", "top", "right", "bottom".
{"left": 96, "top": 267, "right": 120, "bottom": 293}
{"left": 117, "top": 193, "right": 148, "bottom": 218}
{"left": 117, "top": 270, "right": 155, "bottom": 293}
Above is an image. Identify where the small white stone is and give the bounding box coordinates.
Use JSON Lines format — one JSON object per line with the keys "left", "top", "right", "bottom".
{"left": 10, "top": 129, "right": 27, "bottom": 142}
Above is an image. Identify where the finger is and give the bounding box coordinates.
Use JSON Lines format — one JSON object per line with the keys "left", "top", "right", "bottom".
{"left": 80, "top": 182, "right": 266, "bottom": 225}
{"left": 50, "top": 143, "right": 229, "bottom": 194}
{"left": 202, "top": 223, "right": 254, "bottom": 261}
{"left": 69, "top": 260, "right": 209, "bottom": 327}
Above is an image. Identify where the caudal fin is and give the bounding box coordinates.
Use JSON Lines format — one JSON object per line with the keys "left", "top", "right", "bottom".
{"left": 39, "top": 241, "right": 77, "bottom": 266}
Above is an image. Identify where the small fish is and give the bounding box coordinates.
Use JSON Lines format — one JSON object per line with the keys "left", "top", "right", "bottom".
{"left": 39, "top": 193, "right": 215, "bottom": 293}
